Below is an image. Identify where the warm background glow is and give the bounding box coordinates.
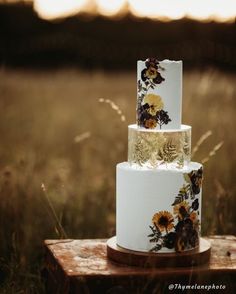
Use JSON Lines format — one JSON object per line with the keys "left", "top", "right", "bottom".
{"left": 33, "top": 0, "right": 236, "bottom": 21}
{"left": 128, "top": 0, "right": 236, "bottom": 21}
{"left": 96, "top": 0, "right": 126, "bottom": 16}
{"left": 34, "top": 0, "right": 88, "bottom": 19}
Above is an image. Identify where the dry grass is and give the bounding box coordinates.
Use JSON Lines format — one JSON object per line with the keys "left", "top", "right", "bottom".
{"left": 0, "top": 67, "right": 235, "bottom": 292}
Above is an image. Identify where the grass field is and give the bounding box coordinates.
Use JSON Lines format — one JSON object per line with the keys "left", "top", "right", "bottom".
{"left": 0, "top": 67, "right": 235, "bottom": 292}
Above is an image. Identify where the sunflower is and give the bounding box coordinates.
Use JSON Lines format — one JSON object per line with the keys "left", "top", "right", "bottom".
{"left": 142, "top": 94, "right": 164, "bottom": 116}
{"left": 152, "top": 211, "right": 174, "bottom": 232}
{"left": 173, "top": 201, "right": 190, "bottom": 220}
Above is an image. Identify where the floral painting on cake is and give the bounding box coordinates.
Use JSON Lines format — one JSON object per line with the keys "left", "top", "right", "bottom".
{"left": 148, "top": 167, "right": 203, "bottom": 252}
{"left": 137, "top": 58, "right": 171, "bottom": 129}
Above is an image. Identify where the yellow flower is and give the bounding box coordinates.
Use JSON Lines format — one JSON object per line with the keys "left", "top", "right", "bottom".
{"left": 142, "top": 94, "right": 164, "bottom": 116}
{"left": 173, "top": 201, "right": 190, "bottom": 219}
{"left": 152, "top": 211, "right": 174, "bottom": 232}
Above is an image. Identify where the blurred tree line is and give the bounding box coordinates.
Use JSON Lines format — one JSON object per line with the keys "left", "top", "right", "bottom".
{"left": 0, "top": 2, "right": 235, "bottom": 70}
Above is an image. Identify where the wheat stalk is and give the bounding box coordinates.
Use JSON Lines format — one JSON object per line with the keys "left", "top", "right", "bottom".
{"left": 41, "top": 183, "right": 67, "bottom": 239}
{"left": 192, "top": 130, "right": 212, "bottom": 158}
{"left": 201, "top": 141, "right": 224, "bottom": 164}
{"left": 99, "top": 98, "right": 126, "bottom": 122}
{"left": 74, "top": 131, "right": 91, "bottom": 143}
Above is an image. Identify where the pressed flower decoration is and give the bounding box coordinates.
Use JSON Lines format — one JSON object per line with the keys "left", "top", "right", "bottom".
{"left": 148, "top": 167, "right": 203, "bottom": 252}
{"left": 152, "top": 211, "right": 174, "bottom": 232}
{"left": 137, "top": 58, "right": 171, "bottom": 129}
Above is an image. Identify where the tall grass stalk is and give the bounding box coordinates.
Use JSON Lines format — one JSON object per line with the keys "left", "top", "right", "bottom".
{"left": 99, "top": 98, "right": 126, "bottom": 122}
{"left": 74, "top": 131, "right": 91, "bottom": 143}
{"left": 201, "top": 141, "right": 224, "bottom": 164}
{"left": 41, "top": 183, "right": 67, "bottom": 239}
{"left": 192, "top": 130, "right": 212, "bottom": 158}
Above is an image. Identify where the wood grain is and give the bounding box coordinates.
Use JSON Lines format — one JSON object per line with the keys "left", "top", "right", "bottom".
{"left": 107, "top": 236, "right": 211, "bottom": 267}
{"left": 44, "top": 236, "right": 236, "bottom": 293}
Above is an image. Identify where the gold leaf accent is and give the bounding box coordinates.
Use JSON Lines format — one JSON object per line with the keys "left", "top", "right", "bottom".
{"left": 158, "top": 141, "right": 178, "bottom": 163}
{"left": 128, "top": 126, "right": 191, "bottom": 168}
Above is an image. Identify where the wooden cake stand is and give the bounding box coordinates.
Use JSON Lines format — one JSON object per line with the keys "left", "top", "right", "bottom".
{"left": 107, "top": 236, "right": 211, "bottom": 267}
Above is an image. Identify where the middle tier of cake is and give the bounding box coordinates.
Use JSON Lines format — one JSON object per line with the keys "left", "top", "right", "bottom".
{"left": 128, "top": 124, "right": 191, "bottom": 168}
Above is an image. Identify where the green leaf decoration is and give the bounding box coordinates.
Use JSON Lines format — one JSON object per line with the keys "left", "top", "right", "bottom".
{"left": 148, "top": 233, "right": 155, "bottom": 238}
{"left": 184, "top": 173, "right": 191, "bottom": 183}
{"left": 172, "top": 185, "right": 189, "bottom": 205}
{"left": 150, "top": 244, "right": 162, "bottom": 252}
{"left": 172, "top": 195, "right": 183, "bottom": 206}
{"left": 149, "top": 237, "right": 160, "bottom": 243}
{"left": 148, "top": 225, "right": 162, "bottom": 242}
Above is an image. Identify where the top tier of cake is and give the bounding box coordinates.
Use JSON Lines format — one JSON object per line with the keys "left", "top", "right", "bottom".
{"left": 137, "top": 58, "right": 182, "bottom": 130}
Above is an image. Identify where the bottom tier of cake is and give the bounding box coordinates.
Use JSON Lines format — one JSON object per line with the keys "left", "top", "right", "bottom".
{"left": 116, "top": 162, "right": 203, "bottom": 253}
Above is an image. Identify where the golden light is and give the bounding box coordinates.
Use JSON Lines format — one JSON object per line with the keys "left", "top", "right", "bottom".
{"left": 128, "top": 0, "right": 185, "bottom": 20}
{"left": 34, "top": 0, "right": 88, "bottom": 20}
{"left": 33, "top": 0, "right": 236, "bottom": 22}
{"left": 128, "top": 0, "right": 236, "bottom": 22}
{"left": 96, "top": 0, "right": 126, "bottom": 16}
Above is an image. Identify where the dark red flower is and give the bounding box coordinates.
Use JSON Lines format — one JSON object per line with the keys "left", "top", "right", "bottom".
{"left": 141, "top": 58, "right": 165, "bottom": 85}
{"left": 141, "top": 68, "right": 165, "bottom": 84}
{"left": 189, "top": 167, "right": 203, "bottom": 195}
{"left": 164, "top": 232, "right": 177, "bottom": 249}
{"left": 191, "top": 199, "right": 199, "bottom": 211}
{"left": 145, "top": 57, "right": 159, "bottom": 69}
{"left": 189, "top": 229, "right": 199, "bottom": 248}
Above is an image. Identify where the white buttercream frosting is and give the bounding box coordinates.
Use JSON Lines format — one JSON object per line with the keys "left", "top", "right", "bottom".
{"left": 116, "top": 161, "right": 202, "bottom": 253}
{"left": 137, "top": 59, "right": 182, "bottom": 130}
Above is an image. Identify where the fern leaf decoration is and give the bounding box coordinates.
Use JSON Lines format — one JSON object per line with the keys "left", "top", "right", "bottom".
{"left": 150, "top": 244, "right": 162, "bottom": 252}
{"left": 159, "top": 141, "right": 178, "bottom": 163}
{"left": 172, "top": 185, "right": 189, "bottom": 205}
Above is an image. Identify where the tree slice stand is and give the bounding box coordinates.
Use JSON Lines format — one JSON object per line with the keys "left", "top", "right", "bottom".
{"left": 107, "top": 236, "right": 211, "bottom": 267}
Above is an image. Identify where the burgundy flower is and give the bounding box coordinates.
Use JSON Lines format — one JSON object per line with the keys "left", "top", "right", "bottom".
{"left": 141, "top": 58, "right": 165, "bottom": 84}
{"left": 191, "top": 199, "right": 199, "bottom": 211}
{"left": 141, "top": 68, "right": 165, "bottom": 84}
{"left": 189, "top": 229, "right": 199, "bottom": 247}
{"left": 145, "top": 57, "right": 159, "bottom": 69}
{"left": 175, "top": 235, "right": 186, "bottom": 252}
{"left": 175, "top": 218, "right": 193, "bottom": 235}
{"left": 164, "top": 232, "right": 177, "bottom": 249}
{"left": 189, "top": 167, "right": 203, "bottom": 195}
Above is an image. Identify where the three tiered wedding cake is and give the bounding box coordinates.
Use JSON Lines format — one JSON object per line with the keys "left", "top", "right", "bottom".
{"left": 116, "top": 58, "right": 203, "bottom": 253}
